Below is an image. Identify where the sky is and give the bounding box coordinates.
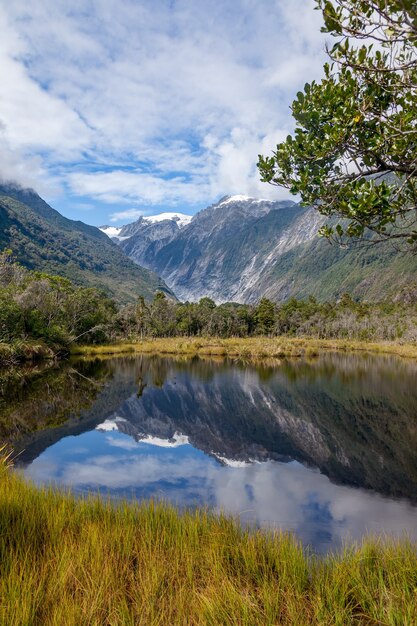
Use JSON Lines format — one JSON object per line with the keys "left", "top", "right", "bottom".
{"left": 0, "top": 0, "right": 328, "bottom": 226}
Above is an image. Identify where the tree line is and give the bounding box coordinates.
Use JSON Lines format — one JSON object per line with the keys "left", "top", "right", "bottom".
{"left": 113, "top": 291, "right": 416, "bottom": 343}
{"left": 0, "top": 250, "right": 115, "bottom": 356}
{"left": 1, "top": 250, "right": 416, "bottom": 363}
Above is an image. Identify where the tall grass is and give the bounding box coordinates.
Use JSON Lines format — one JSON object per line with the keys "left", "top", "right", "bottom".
{"left": 0, "top": 340, "right": 55, "bottom": 366}
{"left": 1, "top": 452, "right": 416, "bottom": 625}
{"left": 71, "top": 336, "right": 417, "bottom": 361}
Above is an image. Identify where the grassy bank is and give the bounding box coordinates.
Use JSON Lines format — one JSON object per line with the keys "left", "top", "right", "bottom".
{"left": 0, "top": 340, "right": 56, "bottom": 367}
{"left": 71, "top": 336, "right": 417, "bottom": 360}
{"left": 1, "top": 452, "right": 416, "bottom": 625}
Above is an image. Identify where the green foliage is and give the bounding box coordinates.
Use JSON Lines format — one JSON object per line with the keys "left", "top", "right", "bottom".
{"left": 112, "top": 288, "right": 417, "bottom": 343}
{"left": 276, "top": 296, "right": 321, "bottom": 335}
{"left": 258, "top": 0, "right": 417, "bottom": 246}
{"left": 0, "top": 361, "right": 111, "bottom": 443}
{"left": 0, "top": 251, "right": 116, "bottom": 358}
{"left": 0, "top": 186, "right": 172, "bottom": 303}
{"left": 254, "top": 298, "right": 276, "bottom": 334}
{"left": 2, "top": 249, "right": 416, "bottom": 357}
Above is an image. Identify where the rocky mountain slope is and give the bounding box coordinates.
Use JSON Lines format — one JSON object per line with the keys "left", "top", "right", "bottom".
{"left": 0, "top": 184, "right": 174, "bottom": 303}
{"left": 105, "top": 195, "right": 417, "bottom": 303}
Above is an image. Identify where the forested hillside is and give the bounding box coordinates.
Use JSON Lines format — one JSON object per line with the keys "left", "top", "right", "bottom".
{"left": 253, "top": 230, "right": 417, "bottom": 303}
{"left": 0, "top": 184, "right": 173, "bottom": 303}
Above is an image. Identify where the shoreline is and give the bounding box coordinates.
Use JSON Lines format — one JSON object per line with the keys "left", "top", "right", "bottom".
{"left": 0, "top": 340, "right": 57, "bottom": 368}
{"left": 70, "top": 336, "right": 417, "bottom": 360}
{"left": 3, "top": 337, "right": 416, "bottom": 369}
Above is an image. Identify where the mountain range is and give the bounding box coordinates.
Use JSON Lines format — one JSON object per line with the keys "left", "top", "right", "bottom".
{"left": 1, "top": 182, "right": 415, "bottom": 305}
{"left": 102, "top": 195, "right": 417, "bottom": 303}
{"left": 0, "top": 184, "right": 173, "bottom": 303}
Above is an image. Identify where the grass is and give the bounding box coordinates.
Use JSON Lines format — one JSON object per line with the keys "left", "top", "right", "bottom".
{"left": 0, "top": 340, "right": 55, "bottom": 366}
{"left": 71, "top": 336, "right": 417, "bottom": 361}
{"left": 1, "top": 450, "right": 417, "bottom": 625}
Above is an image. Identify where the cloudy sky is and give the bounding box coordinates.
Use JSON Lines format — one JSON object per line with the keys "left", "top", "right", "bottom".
{"left": 0, "top": 0, "right": 328, "bottom": 225}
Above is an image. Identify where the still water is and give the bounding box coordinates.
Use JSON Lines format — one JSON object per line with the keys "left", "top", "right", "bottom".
{"left": 3, "top": 353, "right": 417, "bottom": 552}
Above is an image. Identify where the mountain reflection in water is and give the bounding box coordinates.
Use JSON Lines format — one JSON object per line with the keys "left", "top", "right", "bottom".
{"left": 4, "top": 353, "right": 417, "bottom": 552}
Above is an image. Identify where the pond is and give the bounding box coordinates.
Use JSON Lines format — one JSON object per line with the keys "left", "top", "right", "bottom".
{"left": 3, "top": 352, "right": 417, "bottom": 552}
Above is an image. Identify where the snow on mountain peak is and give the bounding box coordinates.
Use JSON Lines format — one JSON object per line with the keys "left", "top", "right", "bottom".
{"left": 217, "top": 195, "right": 271, "bottom": 207}
{"left": 100, "top": 212, "right": 192, "bottom": 240}
{"left": 143, "top": 212, "right": 192, "bottom": 227}
{"left": 96, "top": 416, "right": 127, "bottom": 431}
{"left": 140, "top": 432, "right": 190, "bottom": 448}
{"left": 218, "top": 195, "right": 252, "bottom": 206}
{"left": 99, "top": 226, "right": 130, "bottom": 241}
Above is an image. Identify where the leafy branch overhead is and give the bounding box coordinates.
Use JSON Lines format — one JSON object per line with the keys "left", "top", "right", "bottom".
{"left": 258, "top": 0, "right": 417, "bottom": 247}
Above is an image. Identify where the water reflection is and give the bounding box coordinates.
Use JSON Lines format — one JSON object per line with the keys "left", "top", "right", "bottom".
{"left": 3, "top": 353, "right": 417, "bottom": 552}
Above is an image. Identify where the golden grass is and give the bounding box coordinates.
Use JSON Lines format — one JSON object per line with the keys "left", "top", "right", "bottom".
{"left": 1, "top": 451, "right": 416, "bottom": 625}
{"left": 71, "top": 336, "right": 417, "bottom": 361}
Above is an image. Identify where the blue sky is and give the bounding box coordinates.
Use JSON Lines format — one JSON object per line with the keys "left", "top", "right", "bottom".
{"left": 0, "top": 0, "right": 327, "bottom": 226}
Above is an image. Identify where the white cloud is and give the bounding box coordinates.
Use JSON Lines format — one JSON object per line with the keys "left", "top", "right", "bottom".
{"left": 70, "top": 170, "right": 211, "bottom": 206}
{"left": 0, "top": 0, "right": 329, "bottom": 215}
{"left": 106, "top": 436, "right": 139, "bottom": 450}
{"left": 109, "top": 208, "right": 144, "bottom": 222}
{"left": 0, "top": 138, "right": 45, "bottom": 190}
{"left": 0, "top": 11, "right": 91, "bottom": 156}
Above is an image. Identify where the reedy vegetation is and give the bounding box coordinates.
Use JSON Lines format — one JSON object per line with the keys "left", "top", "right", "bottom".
{"left": 1, "top": 449, "right": 416, "bottom": 626}
{"left": 71, "top": 336, "right": 417, "bottom": 361}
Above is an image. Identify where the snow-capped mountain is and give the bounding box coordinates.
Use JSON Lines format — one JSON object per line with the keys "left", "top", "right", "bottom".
{"left": 100, "top": 212, "right": 192, "bottom": 241}
{"left": 101, "top": 195, "right": 417, "bottom": 303}
{"left": 101, "top": 195, "right": 320, "bottom": 302}
{"left": 143, "top": 212, "right": 192, "bottom": 227}
{"left": 99, "top": 226, "right": 130, "bottom": 241}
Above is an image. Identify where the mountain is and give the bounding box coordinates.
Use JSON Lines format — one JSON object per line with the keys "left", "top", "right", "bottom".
{"left": 252, "top": 226, "right": 417, "bottom": 303}
{"left": 100, "top": 213, "right": 192, "bottom": 267}
{"left": 0, "top": 183, "right": 174, "bottom": 303}
{"left": 100, "top": 212, "right": 192, "bottom": 242}
{"left": 100, "top": 212, "right": 193, "bottom": 266}
{"left": 105, "top": 195, "right": 417, "bottom": 303}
